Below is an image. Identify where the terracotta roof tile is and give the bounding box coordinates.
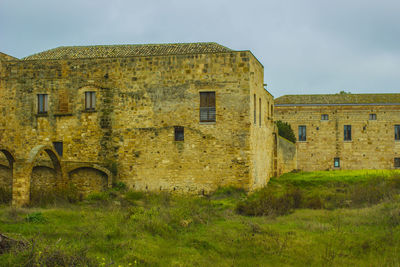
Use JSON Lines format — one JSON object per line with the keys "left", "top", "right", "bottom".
{"left": 275, "top": 93, "right": 400, "bottom": 105}
{"left": 22, "top": 42, "right": 233, "bottom": 60}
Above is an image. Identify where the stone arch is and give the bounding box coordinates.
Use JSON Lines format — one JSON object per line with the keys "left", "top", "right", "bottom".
{"left": 0, "top": 147, "right": 15, "bottom": 203}
{"left": 27, "top": 145, "right": 64, "bottom": 203}
{"left": 67, "top": 164, "right": 112, "bottom": 197}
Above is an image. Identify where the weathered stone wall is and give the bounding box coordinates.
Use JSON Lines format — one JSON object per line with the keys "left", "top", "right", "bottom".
{"left": 68, "top": 167, "right": 108, "bottom": 196}
{"left": 275, "top": 105, "right": 400, "bottom": 171}
{"left": 0, "top": 49, "right": 274, "bottom": 204}
{"left": 276, "top": 136, "right": 297, "bottom": 176}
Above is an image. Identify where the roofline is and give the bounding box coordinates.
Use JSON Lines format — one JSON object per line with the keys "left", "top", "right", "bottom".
{"left": 275, "top": 103, "right": 400, "bottom": 107}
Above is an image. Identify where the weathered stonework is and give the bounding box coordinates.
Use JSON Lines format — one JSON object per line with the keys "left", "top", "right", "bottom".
{"left": 0, "top": 43, "right": 276, "bottom": 206}
{"left": 275, "top": 94, "right": 400, "bottom": 171}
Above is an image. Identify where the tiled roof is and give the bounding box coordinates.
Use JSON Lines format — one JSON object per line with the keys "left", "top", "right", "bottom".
{"left": 275, "top": 93, "right": 400, "bottom": 105}
{"left": 0, "top": 52, "right": 18, "bottom": 61}
{"left": 22, "top": 42, "right": 233, "bottom": 60}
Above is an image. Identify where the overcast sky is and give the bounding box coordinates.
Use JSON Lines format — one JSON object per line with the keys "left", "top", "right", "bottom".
{"left": 1, "top": 0, "right": 399, "bottom": 97}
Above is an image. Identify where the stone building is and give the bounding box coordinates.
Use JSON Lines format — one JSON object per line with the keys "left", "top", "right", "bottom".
{"left": 275, "top": 94, "right": 400, "bottom": 171}
{"left": 0, "top": 42, "right": 277, "bottom": 206}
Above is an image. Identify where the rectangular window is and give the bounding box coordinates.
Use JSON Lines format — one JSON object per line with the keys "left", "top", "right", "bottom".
{"left": 321, "top": 114, "right": 329, "bottom": 120}
{"left": 85, "top": 91, "right": 96, "bottom": 110}
{"left": 395, "top": 158, "right": 400, "bottom": 168}
{"left": 259, "top": 98, "right": 261, "bottom": 126}
{"left": 395, "top": 125, "right": 400, "bottom": 141}
{"left": 254, "top": 94, "right": 256, "bottom": 125}
{"left": 334, "top": 157, "right": 340, "bottom": 168}
{"left": 369, "top": 114, "right": 377, "bottom": 120}
{"left": 174, "top": 126, "right": 184, "bottom": 141}
{"left": 344, "top": 125, "right": 352, "bottom": 141}
{"left": 37, "top": 94, "right": 48, "bottom": 113}
{"left": 298, "top": 125, "right": 306, "bottom": 141}
{"left": 200, "top": 92, "right": 216, "bottom": 122}
{"left": 53, "top": 142, "right": 63, "bottom": 157}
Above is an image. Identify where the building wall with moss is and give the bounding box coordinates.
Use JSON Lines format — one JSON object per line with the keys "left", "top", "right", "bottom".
{"left": 274, "top": 102, "right": 400, "bottom": 171}
{"left": 0, "top": 45, "right": 275, "bottom": 205}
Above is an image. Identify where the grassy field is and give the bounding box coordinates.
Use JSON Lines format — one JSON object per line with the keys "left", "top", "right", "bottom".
{"left": 1, "top": 169, "right": 400, "bottom": 266}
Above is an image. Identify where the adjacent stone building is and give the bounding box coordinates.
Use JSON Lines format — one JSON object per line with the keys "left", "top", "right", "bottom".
{"left": 275, "top": 94, "right": 400, "bottom": 171}
{"left": 0, "top": 42, "right": 276, "bottom": 206}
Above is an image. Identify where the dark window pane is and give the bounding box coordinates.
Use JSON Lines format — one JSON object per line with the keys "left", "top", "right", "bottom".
{"left": 85, "top": 91, "right": 96, "bottom": 110}
{"left": 334, "top": 157, "right": 340, "bottom": 168}
{"left": 53, "top": 142, "right": 63, "bottom": 156}
{"left": 38, "top": 94, "right": 48, "bottom": 113}
{"left": 298, "top": 125, "right": 306, "bottom": 141}
{"left": 321, "top": 114, "right": 329, "bottom": 120}
{"left": 200, "top": 92, "right": 216, "bottom": 122}
{"left": 395, "top": 125, "right": 400, "bottom": 140}
{"left": 174, "top": 126, "right": 184, "bottom": 141}
{"left": 344, "top": 125, "right": 352, "bottom": 141}
{"left": 369, "top": 114, "right": 377, "bottom": 120}
{"left": 395, "top": 158, "right": 400, "bottom": 168}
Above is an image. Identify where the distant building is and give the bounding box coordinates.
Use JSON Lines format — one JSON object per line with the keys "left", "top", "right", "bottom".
{"left": 0, "top": 43, "right": 279, "bottom": 206}
{"left": 275, "top": 94, "right": 400, "bottom": 171}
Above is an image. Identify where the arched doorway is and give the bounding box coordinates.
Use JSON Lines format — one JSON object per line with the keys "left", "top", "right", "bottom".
{"left": 28, "top": 145, "right": 63, "bottom": 205}
{"left": 0, "top": 148, "right": 14, "bottom": 203}
{"left": 68, "top": 165, "right": 110, "bottom": 198}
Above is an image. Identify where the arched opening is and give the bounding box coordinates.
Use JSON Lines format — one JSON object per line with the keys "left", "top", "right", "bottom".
{"left": 68, "top": 167, "right": 108, "bottom": 198}
{"left": 0, "top": 149, "right": 14, "bottom": 203}
{"left": 28, "top": 146, "right": 63, "bottom": 205}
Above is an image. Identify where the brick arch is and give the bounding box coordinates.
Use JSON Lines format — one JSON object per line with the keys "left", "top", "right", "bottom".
{"left": 0, "top": 146, "right": 15, "bottom": 203}
{"left": 66, "top": 163, "right": 112, "bottom": 188}
{"left": 68, "top": 164, "right": 112, "bottom": 196}
{"left": 0, "top": 146, "right": 15, "bottom": 169}
{"left": 27, "top": 145, "right": 63, "bottom": 174}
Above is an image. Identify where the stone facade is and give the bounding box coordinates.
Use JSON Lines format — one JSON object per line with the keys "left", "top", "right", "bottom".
{"left": 0, "top": 43, "right": 275, "bottom": 206}
{"left": 275, "top": 94, "right": 400, "bottom": 171}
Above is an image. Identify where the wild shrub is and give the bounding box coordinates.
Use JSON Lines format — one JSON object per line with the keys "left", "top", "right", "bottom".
{"left": 112, "top": 181, "right": 127, "bottom": 191}
{"left": 210, "top": 186, "right": 246, "bottom": 200}
{"left": 25, "top": 212, "right": 47, "bottom": 223}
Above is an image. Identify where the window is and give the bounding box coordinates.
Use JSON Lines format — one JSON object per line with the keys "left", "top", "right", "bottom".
{"left": 174, "top": 126, "right": 184, "bottom": 141}
{"left": 85, "top": 91, "right": 96, "bottom": 110}
{"left": 253, "top": 94, "right": 256, "bottom": 125}
{"left": 344, "top": 125, "right": 352, "bottom": 141}
{"left": 334, "top": 157, "right": 340, "bottom": 168}
{"left": 37, "top": 94, "right": 48, "bottom": 113}
{"left": 395, "top": 158, "right": 400, "bottom": 168}
{"left": 321, "top": 114, "right": 329, "bottom": 120}
{"left": 298, "top": 125, "right": 306, "bottom": 141}
{"left": 259, "top": 98, "right": 261, "bottom": 126}
{"left": 395, "top": 125, "right": 400, "bottom": 141}
{"left": 369, "top": 114, "right": 377, "bottom": 120}
{"left": 200, "top": 92, "right": 216, "bottom": 122}
{"left": 53, "top": 142, "right": 63, "bottom": 157}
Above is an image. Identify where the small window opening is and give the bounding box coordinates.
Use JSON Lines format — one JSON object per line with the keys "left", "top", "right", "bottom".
{"left": 334, "top": 157, "right": 340, "bottom": 168}
{"left": 85, "top": 91, "right": 96, "bottom": 110}
{"left": 174, "top": 126, "right": 184, "bottom": 141}
{"left": 321, "top": 114, "right": 329, "bottom": 120}
{"left": 37, "top": 94, "right": 48, "bottom": 114}
{"left": 395, "top": 125, "right": 400, "bottom": 141}
{"left": 369, "top": 114, "right": 377, "bottom": 120}
{"left": 259, "top": 98, "right": 261, "bottom": 126}
{"left": 200, "top": 92, "right": 216, "bottom": 122}
{"left": 253, "top": 94, "right": 256, "bottom": 125}
{"left": 53, "top": 142, "right": 63, "bottom": 157}
{"left": 344, "top": 125, "right": 352, "bottom": 141}
{"left": 298, "top": 125, "right": 306, "bottom": 141}
{"left": 395, "top": 158, "right": 400, "bottom": 168}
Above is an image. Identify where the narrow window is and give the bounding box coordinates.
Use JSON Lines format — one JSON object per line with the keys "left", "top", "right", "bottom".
{"left": 85, "top": 91, "right": 96, "bottom": 110}
{"left": 271, "top": 104, "right": 274, "bottom": 117}
{"left": 395, "top": 125, "right": 400, "bottom": 141}
{"left": 369, "top": 114, "right": 377, "bottom": 120}
{"left": 334, "top": 157, "right": 340, "bottom": 168}
{"left": 53, "top": 142, "right": 63, "bottom": 157}
{"left": 37, "top": 94, "right": 48, "bottom": 114}
{"left": 253, "top": 94, "right": 256, "bottom": 125}
{"left": 267, "top": 101, "right": 270, "bottom": 117}
{"left": 259, "top": 98, "right": 261, "bottom": 126}
{"left": 321, "top": 114, "right": 329, "bottom": 120}
{"left": 395, "top": 158, "right": 400, "bottom": 168}
{"left": 344, "top": 125, "right": 352, "bottom": 141}
{"left": 298, "top": 125, "right": 306, "bottom": 141}
{"left": 174, "top": 126, "right": 184, "bottom": 141}
{"left": 199, "top": 92, "right": 216, "bottom": 122}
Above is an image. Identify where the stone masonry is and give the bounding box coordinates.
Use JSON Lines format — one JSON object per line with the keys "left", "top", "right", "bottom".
{"left": 0, "top": 42, "right": 277, "bottom": 206}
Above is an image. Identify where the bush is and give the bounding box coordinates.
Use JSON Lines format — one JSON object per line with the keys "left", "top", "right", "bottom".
{"left": 276, "top": 120, "right": 296, "bottom": 143}
{"left": 25, "top": 212, "right": 47, "bottom": 223}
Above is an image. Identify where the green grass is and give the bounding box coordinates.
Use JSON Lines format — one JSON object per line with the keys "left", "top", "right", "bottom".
{"left": 1, "top": 170, "right": 400, "bottom": 266}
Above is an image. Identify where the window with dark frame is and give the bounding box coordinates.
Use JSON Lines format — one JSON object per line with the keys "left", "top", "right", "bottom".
{"left": 321, "top": 114, "right": 329, "bottom": 120}
{"left": 334, "top": 157, "right": 340, "bottom": 168}
{"left": 85, "top": 91, "right": 96, "bottom": 110}
{"left": 369, "top": 114, "right": 377, "bottom": 120}
{"left": 37, "top": 94, "right": 48, "bottom": 114}
{"left": 199, "top": 92, "right": 216, "bottom": 122}
{"left": 344, "top": 125, "right": 352, "bottom": 141}
{"left": 259, "top": 98, "right": 261, "bottom": 126}
{"left": 253, "top": 94, "right": 256, "bottom": 125}
{"left": 174, "top": 126, "right": 184, "bottom": 141}
{"left": 298, "top": 125, "right": 306, "bottom": 141}
{"left": 395, "top": 125, "right": 400, "bottom": 141}
{"left": 395, "top": 158, "right": 400, "bottom": 168}
{"left": 53, "top": 142, "right": 63, "bottom": 157}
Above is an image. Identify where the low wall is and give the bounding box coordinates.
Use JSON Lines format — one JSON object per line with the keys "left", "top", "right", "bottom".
{"left": 276, "top": 136, "right": 297, "bottom": 176}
